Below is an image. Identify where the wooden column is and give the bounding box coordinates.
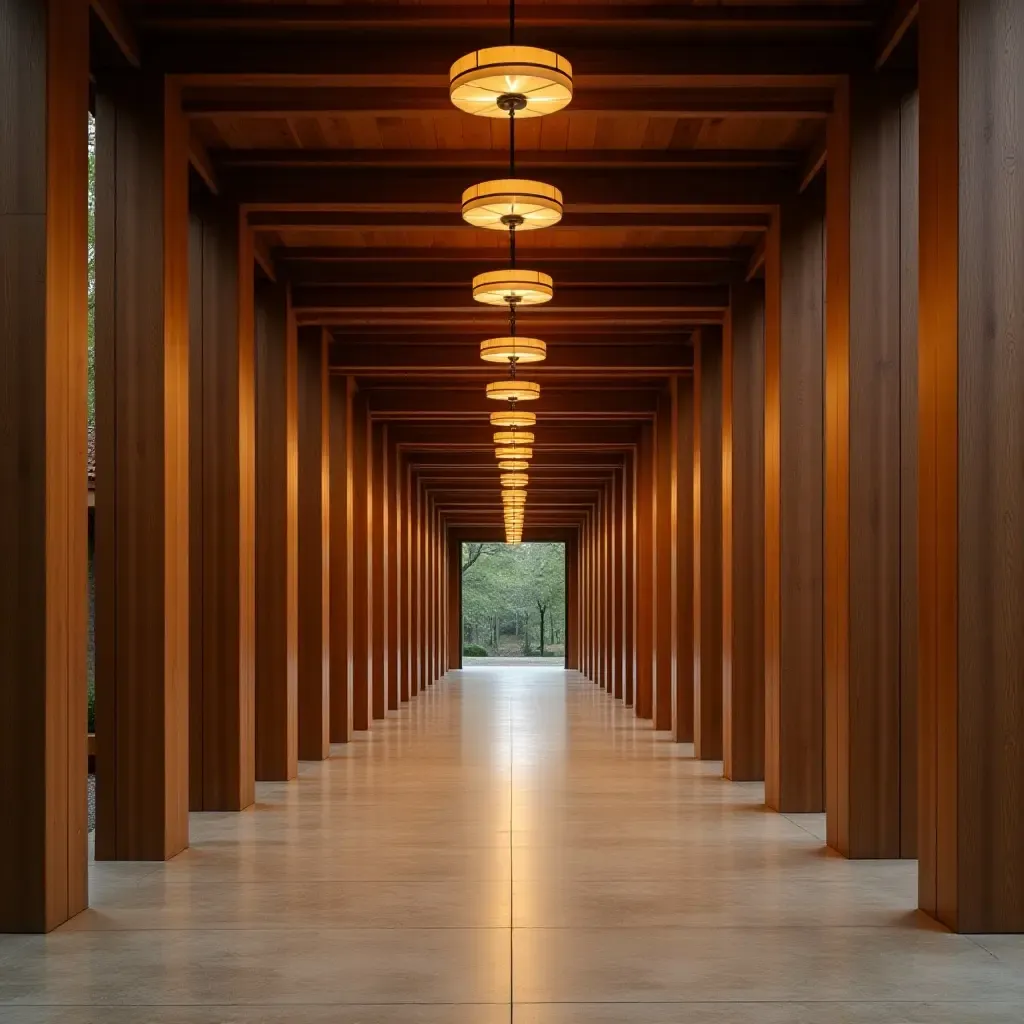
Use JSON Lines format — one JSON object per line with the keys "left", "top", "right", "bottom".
{"left": 580, "top": 518, "right": 589, "bottom": 677}
{"left": 370, "top": 421, "right": 387, "bottom": 719}
{"left": 565, "top": 535, "right": 578, "bottom": 670}
{"left": 296, "top": 327, "right": 330, "bottom": 761}
{"left": 917, "top": 0, "right": 1024, "bottom": 933}
{"left": 695, "top": 332, "right": 725, "bottom": 760}
{"left": 623, "top": 451, "right": 637, "bottom": 706}
{"left": 635, "top": 423, "right": 655, "bottom": 719}
{"left": 674, "top": 375, "right": 696, "bottom": 744}
{"left": 723, "top": 283, "right": 766, "bottom": 782}
{"left": 0, "top": 0, "right": 89, "bottom": 931}
{"left": 610, "top": 471, "right": 623, "bottom": 699}
{"left": 328, "top": 376, "right": 354, "bottom": 743}
{"left": 447, "top": 532, "right": 462, "bottom": 669}
{"left": 93, "top": 74, "right": 190, "bottom": 858}
{"left": 351, "top": 391, "right": 370, "bottom": 729}
{"left": 597, "top": 490, "right": 607, "bottom": 689}
{"left": 653, "top": 386, "right": 675, "bottom": 731}
{"left": 765, "top": 189, "right": 826, "bottom": 813}
{"left": 187, "top": 196, "right": 255, "bottom": 811}
{"left": 402, "top": 460, "right": 414, "bottom": 700}
{"left": 253, "top": 279, "right": 297, "bottom": 782}
{"left": 414, "top": 479, "right": 424, "bottom": 693}
{"left": 387, "top": 433, "right": 402, "bottom": 708}
{"left": 825, "top": 75, "right": 919, "bottom": 859}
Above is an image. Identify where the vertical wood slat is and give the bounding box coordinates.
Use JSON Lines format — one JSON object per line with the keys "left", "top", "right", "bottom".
{"left": 674, "top": 376, "right": 695, "bottom": 744}
{"left": 724, "top": 282, "right": 766, "bottom": 782}
{"left": 351, "top": 390, "right": 370, "bottom": 730}
{"left": 653, "top": 387, "right": 675, "bottom": 731}
{"left": 387, "top": 429, "right": 403, "bottom": 706}
{"left": 370, "top": 421, "right": 388, "bottom": 718}
{"left": 766, "top": 187, "right": 826, "bottom": 813}
{"left": 254, "top": 278, "right": 297, "bottom": 782}
{"left": 0, "top": 0, "right": 89, "bottom": 931}
{"left": 95, "top": 73, "right": 190, "bottom": 853}
{"left": 634, "top": 423, "right": 655, "bottom": 719}
{"left": 296, "top": 327, "right": 330, "bottom": 760}
{"left": 328, "top": 375, "right": 354, "bottom": 743}
{"left": 622, "top": 453, "right": 636, "bottom": 706}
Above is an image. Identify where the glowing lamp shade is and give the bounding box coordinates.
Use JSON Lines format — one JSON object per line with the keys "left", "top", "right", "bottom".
{"left": 472, "top": 269, "right": 553, "bottom": 306}
{"left": 494, "top": 446, "right": 533, "bottom": 459}
{"left": 449, "top": 47, "right": 573, "bottom": 119}
{"left": 490, "top": 409, "right": 536, "bottom": 428}
{"left": 463, "top": 180, "right": 562, "bottom": 231}
{"left": 486, "top": 379, "right": 540, "bottom": 402}
{"left": 502, "top": 490, "right": 528, "bottom": 506}
{"left": 493, "top": 430, "right": 535, "bottom": 446}
{"left": 480, "top": 336, "right": 547, "bottom": 364}
{"left": 499, "top": 459, "right": 530, "bottom": 471}
{"left": 505, "top": 537, "right": 523, "bottom": 545}
{"left": 500, "top": 472, "right": 529, "bottom": 488}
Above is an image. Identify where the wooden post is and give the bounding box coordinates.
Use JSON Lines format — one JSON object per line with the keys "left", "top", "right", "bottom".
{"left": 674, "top": 375, "right": 696, "bottom": 744}
{"left": 695, "top": 332, "right": 724, "bottom": 760}
{"left": 824, "top": 74, "right": 919, "bottom": 859}
{"left": 253, "top": 279, "right": 298, "bottom": 782}
{"left": 351, "top": 390, "right": 370, "bottom": 729}
{"left": 370, "top": 421, "right": 388, "bottom": 718}
{"left": 653, "top": 386, "right": 676, "bottom": 731}
{"left": 635, "top": 423, "right": 655, "bottom": 719}
{"left": 723, "top": 283, "right": 766, "bottom": 782}
{"left": 328, "top": 376, "right": 354, "bottom": 742}
{"left": 917, "top": 0, "right": 1024, "bottom": 932}
{"left": 623, "top": 451, "right": 637, "bottom": 706}
{"left": 0, "top": 0, "right": 89, "bottom": 931}
{"left": 764, "top": 190, "right": 826, "bottom": 814}
{"left": 296, "top": 327, "right": 330, "bottom": 761}
{"left": 187, "top": 195, "right": 256, "bottom": 811}
{"left": 93, "top": 72, "right": 190, "bottom": 856}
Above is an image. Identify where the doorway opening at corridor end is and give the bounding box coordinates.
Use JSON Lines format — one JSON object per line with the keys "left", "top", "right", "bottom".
{"left": 460, "top": 542, "right": 565, "bottom": 666}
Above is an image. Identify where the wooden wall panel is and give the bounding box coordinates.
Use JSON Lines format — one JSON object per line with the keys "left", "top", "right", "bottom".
{"left": 351, "top": 391, "right": 370, "bottom": 729}
{"left": 296, "top": 327, "right": 330, "bottom": 760}
{"left": 623, "top": 453, "right": 636, "bottom": 706}
{"left": 328, "top": 375, "right": 354, "bottom": 742}
{"left": 634, "top": 423, "right": 655, "bottom": 719}
{"left": 0, "top": 0, "right": 89, "bottom": 931}
{"left": 695, "top": 333, "right": 724, "bottom": 760}
{"left": 674, "top": 377, "right": 695, "bottom": 744}
{"left": 723, "top": 282, "right": 765, "bottom": 782}
{"left": 825, "top": 74, "right": 918, "bottom": 859}
{"left": 653, "top": 389, "right": 675, "bottom": 731}
{"left": 254, "top": 278, "right": 298, "bottom": 781}
{"left": 765, "top": 185, "right": 825, "bottom": 813}
{"left": 387, "top": 430, "right": 402, "bottom": 705}
{"left": 919, "top": 0, "right": 1024, "bottom": 933}
{"left": 370, "top": 421, "right": 388, "bottom": 718}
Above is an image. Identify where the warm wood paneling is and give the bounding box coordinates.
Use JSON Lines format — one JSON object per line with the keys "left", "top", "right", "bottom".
{"left": 623, "top": 451, "right": 637, "bottom": 707}
{"left": 723, "top": 282, "right": 765, "bottom": 782}
{"left": 0, "top": 0, "right": 89, "bottom": 931}
{"left": 825, "top": 73, "right": 918, "bottom": 860}
{"left": 254, "top": 278, "right": 298, "bottom": 781}
{"left": 95, "top": 74, "right": 190, "bottom": 857}
{"left": 765, "top": 185, "right": 825, "bottom": 813}
{"left": 328, "top": 375, "right": 355, "bottom": 742}
{"left": 653, "top": 388, "right": 675, "bottom": 730}
{"left": 634, "top": 423, "right": 655, "bottom": 720}
{"left": 351, "top": 390, "right": 370, "bottom": 729}
{"left": 919, "top": 0, "right": 1024, "bottom": 933}
{"left": 674, "top": 377, "right": 695, "bottom": 744}
{"left": 370, "top": 421, "right": 388, "bottom": 719}
{"left": 296, "top": 327, "right": 330, "bottom": 760}
{"left": 188, "top": 193, "right": 256, "bottom": 812}
{"left": 695, "top": 332, "right": 724, "bottom": 761}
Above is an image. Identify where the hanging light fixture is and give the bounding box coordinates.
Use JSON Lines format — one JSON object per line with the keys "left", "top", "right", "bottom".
{"left": 490, "top": 408, "right": 536, "bottom": 428}
{"left": 494, "top": 446, "right": 533, "bottom": 459}
{"left": 500, "top": 472, "right": 529, "bottom": 488}
{"left": 493, "top": 430, "right": 535, "bottom": 446}
{"left": 472, "top": 269, "right": 552, "bottom": 306}
{"left": 463, "top": 180, "right": 562, "bottom": 232}
{"left": 498, "top": 459, "right": 530, "bottom": 472}
{"left": 450, "top": 47, "right": 572, "bottom": 119}
{"left": 480, "top": 337, "right": 547, "bottom": 364}
{"left": 502, "top": 490, "right": 528, "bottom": 505}
{"left": 485, "top": 379, "right": 540, "bottom": 402}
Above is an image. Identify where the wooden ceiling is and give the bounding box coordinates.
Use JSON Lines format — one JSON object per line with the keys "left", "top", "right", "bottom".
{"left": 117, "top": 0, "right": 904, "bottom": 533}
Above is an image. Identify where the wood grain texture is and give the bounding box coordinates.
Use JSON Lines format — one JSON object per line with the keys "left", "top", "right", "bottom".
{"left": 370, "top": 421, "right": 388, "bottom": 718}
{"left": 766, "top": 186, "right": 825, "bottom": 813}
{"left": 695, "top": 332, "right": 724, "bottom": 760}
{"left": 350, "top": 389, "right": 370, "bottom": 729}
{"left": 254, "top": 278, "right": 298, "bottom": 781}
{"left": 917, "top": 0, "right": 1024, "bottom": 933}
{"left": 296, "top": 327, "right": 330, "bottom": 760}
{"left": 623, "top": 452, "right": 637, "bottom": 707}
{"left": 94, "top": 73, "right": 190, "bottom": 857}
{"left": 634, "top": 423, "right": 655, "bottom": 720}
{"left": 826, "top": 73, "right": 918, "bottom": 860}
{"left": 0, "top": 0, "right": 89, "bottom": 931}
{"left": 724, "top": 282, "right": 765, "bottom": 782}
{"left": 653, "top": 388, "right": 675, "bottom": 731}
{"left": 674, "top": 377, "right": 695, "bottom": 744}
{"left": 386, "top": 428, "right": 403, "bottom": 704}
{"left": 328, "top": 375, "right": 354, "bottom": 742}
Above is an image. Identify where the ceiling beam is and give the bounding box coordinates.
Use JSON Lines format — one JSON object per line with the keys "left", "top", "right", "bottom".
{"left": 248, "top": 211, "right": 772, "bottom": 232}
{"left": 876, "top": 0, "right": 918, "bottom": 69}
{"left": 366, "top": 387, "right": 660, "bottom": 419}
{"left": 799, "top": 134, "right": 828, "bottom": 193}
{"left": 155, "top": 37, "right": 864, "bottom": 82}
{"left": 279, "top": 246, "right": 749, "bottom": 264}
{"left": 184, "top": 85, "right": 832, "bottom": 118}
{"left": 388, "top": 423, "right": 641, "bottom": 447}
{"left": 221, "top": 150, "right": 804, "bottom": 171}
{"left": 142, "top": 4, "right": 877, "bottom": 32}
{"left": 90, "top": 0, "right": 141, "bottom": 67}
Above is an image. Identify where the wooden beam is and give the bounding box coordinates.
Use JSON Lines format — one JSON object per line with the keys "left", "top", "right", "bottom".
{"left": 90, "top": 0, "right": 141, "bottom": 67}
{"left": 188, "top": 132, "right": 220, "bottom": 195}
{"left": 279, "top": 246, "right": 750, "bottom": 264}
{"left": 745, "top": 237, "right": 767, "bottom": 282}
{"left": 143, "top": 4, "right": 876, "bottom": 31}
{"left": 366, "top": 387, "right": 660, "bottom": 419}
{"left": 800, "top": 134, "right": 828, "bottom": 193}
{"left": 223, "top": 150, "right": 804, "bottom": 171}
{"left": 876, "top": 0, "right": 919, "bottom": 69}
{"left": 153, "top": 37, "right": 863, "bottom": 81}
{"left": 230, "top": 166, "right": 793, "bottom": 209}
{"left": 249, "top": 210, "right": 772, "bottom": 232}
{"left": 252, "top": 232, "right": 277, "bottom": 282}
{"left": 185, "top": 86, "right": 832, "bottom": 119}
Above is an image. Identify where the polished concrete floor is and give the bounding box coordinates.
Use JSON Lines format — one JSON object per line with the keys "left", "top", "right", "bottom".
{"left": 3, "top": 667, "right": 1024, "bottom": 1021}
